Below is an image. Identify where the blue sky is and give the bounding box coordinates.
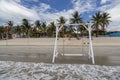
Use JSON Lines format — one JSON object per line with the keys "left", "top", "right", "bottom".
{"left": 0, "top": 0, "right": 120, "bottom": 31}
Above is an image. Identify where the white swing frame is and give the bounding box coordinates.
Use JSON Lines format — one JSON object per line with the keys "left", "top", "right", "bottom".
{"left": 52, "top": 23, "right": 95, "bottom": 64}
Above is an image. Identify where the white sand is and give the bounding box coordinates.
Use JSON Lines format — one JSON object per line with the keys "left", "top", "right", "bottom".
{"left": 0, "top": 37, "right": 120, "bottom": 45}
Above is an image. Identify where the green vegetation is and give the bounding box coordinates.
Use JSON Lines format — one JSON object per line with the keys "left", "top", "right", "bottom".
{"left": 0, "top": 11, "right": 111, "bottom": 39}
{"left": 91, "top": 12, "right": 111, "bottom": 37}
{"left": 70, "top": 11, "right": 83, "bottom": 39}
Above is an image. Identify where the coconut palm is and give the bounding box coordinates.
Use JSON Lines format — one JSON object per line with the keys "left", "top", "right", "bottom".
{"left": 57, "top": 16, "right": 66, "bottom": 25}
{"left": 34, "top": 20, "right": 42, "bottom": 37}
{"left": 70, "top": 11, "right": 83, "bottom": 39}
{"left": 78, "top": 25, "right": 87, "bottom": 37}
{"left": 22, "top": 19, "right": 31, "bottom": 37}
{"left": 8, "top": 21, "right": 13, "bottom": 26}
{"left": 101, "top": 12, "right": 111, "bottom": 35}
{"left": 41, "top": 22, "right": 47, "bottom": 37}
{"left": 0, "top": 26, "right": 5, "bottom": 39}
{"left": 14, "top": 25, "right": 22, "bottom": 38}
{"left": 57, "top": 16, "right": 67, "bottom": 37}
{"left": 7, "top": 21, "right": 14, "bottom": 38}
{"left": 70, "top": 11, "right": 82, "bottom": 24}
{"left": 8, "top": 21, "right": 13, "bottom": 31}
{"left": 91, "top": 12, "right": 102, "bottom": 37}
{"left": 35, "top": 20, "right": 41, "bottom": 30}
{"left": 21, "top": 25, "right": 26, "bottom": 37}
{"left": 47, "top": 22, "right": 56, "bottom": 37}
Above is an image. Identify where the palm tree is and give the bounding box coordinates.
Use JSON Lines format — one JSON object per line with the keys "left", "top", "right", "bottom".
{"left": 35, "top": 20, "right": 41, "bottom": 30}
{"left": 21, "top": 25, "right": 26, "bottom": 37}
{"left": 78, "top": 25, "right": 86, "bottom": 37}
{"left": 8, "top": 21, "right": 13, "bottom": 32}
{"left": 41, "top": 22, "right": 47, "bottom": 37}
{"left": 47, "top": 22, "right": 56, "bottom": 37}
{"left": 70, "top": 11, "right": 83, "bottom": 39}
{"left": 34, "top": 20, "right": 41, "bottom": 37}
{"left": 57, "top": 16, "right": 67, "bottom": 37}
{"left": 14, "top": 25, "right": 22, "bottom": 38}
{"left": 22, "top": 19, "right": 31, "bottom": 37}
{"left": 57, "top": 16, "right": 66, "bottom": 25}
{"left": 7, "top": 21, "right": 14, "bottom": 38}
{"left": 101, "top": 12, "right": 111, "bottom": 35}
{"left": 91, "top": 12, "right": 102, "bottom": 37}
{"left": 70, "top": 11, "right": 82, "bottom": 24}
{"left": 0, "top": 26, "right": 5, "bottom": 39}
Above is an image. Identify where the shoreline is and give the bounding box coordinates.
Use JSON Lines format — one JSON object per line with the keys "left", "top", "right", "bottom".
{"left": 0, "top": 37, "right": 120, "bottom": 46}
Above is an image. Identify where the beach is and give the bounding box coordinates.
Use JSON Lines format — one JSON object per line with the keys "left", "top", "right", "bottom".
{"left": 0, "top": 37, "right": 120, "bottom": 45}
{"left": 0, "top": 37, "right": 120, "bottom": 65}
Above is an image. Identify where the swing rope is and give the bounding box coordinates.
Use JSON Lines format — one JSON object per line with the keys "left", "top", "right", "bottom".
{"left": 79, "top": 26, "right": 85, "bottom": 56}
{"left": 62, "top": 26, "right": 65, "bottom": 56}
{"left": 81, "top": 33, "right": 85, "bottom": 56}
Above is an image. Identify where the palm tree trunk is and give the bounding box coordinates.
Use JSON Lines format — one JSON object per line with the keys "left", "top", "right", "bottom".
{"left": 96, "top": 30, "right": 99, "bottom": 37}
{"left": 68, "top": 31, "right": 71, "bottom": 40}
{"left": 1, "top": 33, "right": 4, "bottom": 39}
{"left": 103, "top": 26, "right": 106, "bottom": 35}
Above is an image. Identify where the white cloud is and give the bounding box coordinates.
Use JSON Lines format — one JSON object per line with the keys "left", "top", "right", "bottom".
{"left": 71, "top": 0, "right": 96, "bottom": 12}
{"left": 32, "top": 3, "right": 71, "bottom": 24}
{"left": 10, "top": 0, "right": 21, "bottom": 3}
{"left": 0, "top": 0, "right": 97, "bottom": 26}
{"left": 96, "top": 0, "right": 120, "bottom": 31}
{"left": 0, "top": 0, "right": 39, "bottom": 25}
{"left": 100, "top": 0, "right": 120, "bottom": 31}
{"left": 101, "top": 0, "right": 107, "bottom": 4}
{"left": 101, "top": 0, "right": 112, "bottom": 4}
{"left": 1, "top": 0, "right": 120, "bottom": 31}
{"left": 40, "top": 3, "right": 51, "bottom": 11}
{"left": 22, "top": 0, "right": 39, "bottom": 2}
{"left": 107, "top": 4, "right": 120, "bottom": 21}
{"left": 32, "top": 3, "right": 51, "bottom": 12}
{"left": 32, "top": 0, "right": 96, "bottom": 24}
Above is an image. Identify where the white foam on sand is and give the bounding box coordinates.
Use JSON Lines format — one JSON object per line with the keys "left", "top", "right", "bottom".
{"left": 0, "top": 61, "right": 120, "bottom": 80}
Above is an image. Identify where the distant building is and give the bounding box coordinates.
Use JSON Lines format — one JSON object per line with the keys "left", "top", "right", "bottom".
{"left": 92, "top": 29, "right": 105, "bottom": 36}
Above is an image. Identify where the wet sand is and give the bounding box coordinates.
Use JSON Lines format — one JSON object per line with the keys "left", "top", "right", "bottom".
{"left": 0, "top": 37, "right": 120, "bottom": 66}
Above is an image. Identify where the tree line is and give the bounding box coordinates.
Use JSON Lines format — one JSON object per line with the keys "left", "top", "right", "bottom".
{"left": 0, "top": 11, "right": 111, "bottom": 39}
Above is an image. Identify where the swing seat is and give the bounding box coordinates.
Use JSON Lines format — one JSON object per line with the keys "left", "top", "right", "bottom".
{"left": 62, "top": 53, "right": 85, "bottom": 56}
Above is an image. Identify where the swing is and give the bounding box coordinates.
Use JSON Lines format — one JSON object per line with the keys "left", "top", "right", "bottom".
{"left": 52, "top": 23, "right": 95, "bottom": 64}
{"left": 61, "top": 25, "right": 85, "bottom": 57}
